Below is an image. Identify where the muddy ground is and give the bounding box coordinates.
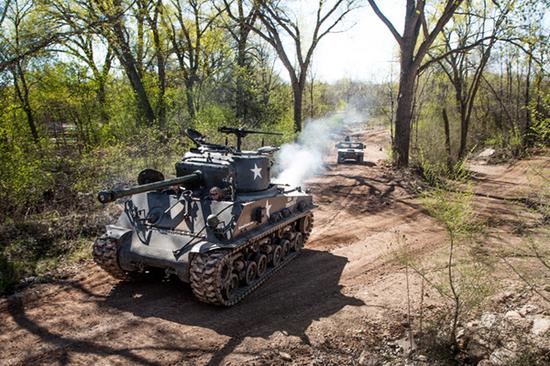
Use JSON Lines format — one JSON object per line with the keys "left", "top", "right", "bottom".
{"left": 1, "top": 127, "right": 548, "bottom": 366}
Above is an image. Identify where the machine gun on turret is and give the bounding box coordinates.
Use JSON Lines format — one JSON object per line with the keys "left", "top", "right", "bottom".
{"left": 217, "top": 127, "right": 283, "bottom": 152}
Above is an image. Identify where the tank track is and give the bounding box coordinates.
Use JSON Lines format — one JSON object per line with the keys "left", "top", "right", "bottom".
{"left": 92, "top": 235, "right": 127, "bottom": 279}
{"left": 190, "top": 213, "right": 314, "bottom": 306}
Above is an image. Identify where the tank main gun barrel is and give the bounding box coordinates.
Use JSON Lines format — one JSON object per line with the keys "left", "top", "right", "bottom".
{"left": 97, "top": 171, "right": 202, "bottom": 203}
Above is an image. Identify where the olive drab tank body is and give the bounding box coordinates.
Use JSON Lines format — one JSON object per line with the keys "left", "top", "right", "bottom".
{"left": 93, "top": 127, "right": 315, "bottom": 306}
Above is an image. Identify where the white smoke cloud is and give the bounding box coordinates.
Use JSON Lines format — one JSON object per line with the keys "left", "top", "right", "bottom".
{"left": 273, "top": 108, "right": 366, "bottom": 187}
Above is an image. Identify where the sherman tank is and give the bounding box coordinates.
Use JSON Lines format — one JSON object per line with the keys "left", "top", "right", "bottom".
{"left": 93, "top": 127, "right": 315, "bottom": 306}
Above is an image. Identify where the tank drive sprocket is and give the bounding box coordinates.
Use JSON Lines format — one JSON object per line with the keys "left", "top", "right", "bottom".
{"left": 190, "top": 213, "right": 313, "bottom": 306}
{"left": 92, "top": 236, "right": 127, "bottom": 279}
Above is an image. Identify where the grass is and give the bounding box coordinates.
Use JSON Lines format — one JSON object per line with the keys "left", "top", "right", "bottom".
{"left": 0, "top": 212, "right": 107, "bottom": 294}
{"left": 394, "top": 150, "right": 550, "bottom": 363}
{"left": 394, "top": 185, "right": 494, "bottom": 358}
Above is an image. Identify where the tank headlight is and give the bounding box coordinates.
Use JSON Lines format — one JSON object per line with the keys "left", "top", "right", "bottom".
{"left": 207, "top": 214, "right": 220, "bottom": 228}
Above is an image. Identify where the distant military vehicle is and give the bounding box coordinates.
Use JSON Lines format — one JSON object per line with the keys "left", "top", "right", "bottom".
{"left": 93, "top": 127, "right": 315, "bottom": 306}
{"left": 336, "top": 136, "right": 364, "bottom": 163}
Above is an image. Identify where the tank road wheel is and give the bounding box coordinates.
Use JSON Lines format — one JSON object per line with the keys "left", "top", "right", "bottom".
{"left": 272, "top": 245, "right": 283, "bottom": 267}
{"left": 223, "top": 274, "right": 240, "bottom": 301}
{"left": 92, "top": 236, "right": 126, "bottom": 279}
{"left": 219, "top": 261, "right": 232, "bottom": 284}
{"left": 244, "top": 261, "right": 257, "bottom": 285}
{"left": 293, "top": 232, "right": 304, "bottom": 253}
{"left": 255, "top": 253, "right": 268, "bottom": 277}
{"left": 299, "top": 215, "right": 313, "bottom": 235}
{"left": 281, "top": 239, "right": 290, "bottom": 258}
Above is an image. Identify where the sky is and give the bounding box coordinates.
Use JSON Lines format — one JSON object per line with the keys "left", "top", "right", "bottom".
{"left": 275, "top": 0, "right": 405, "bottom": 83}
{"left": 279, "top": 0, "right": 550, "bottom": 83}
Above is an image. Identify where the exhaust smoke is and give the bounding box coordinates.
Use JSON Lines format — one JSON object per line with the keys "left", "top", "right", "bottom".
{"left": 273, "top": 108, "right": 366, "bottom": 187}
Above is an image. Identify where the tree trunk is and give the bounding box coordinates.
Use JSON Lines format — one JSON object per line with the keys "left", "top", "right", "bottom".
{"left": 13, "top": 64, "right": 38, "bottom": 143}
{"left": 442, "top": 108, "right": 453, "bottom": 172}
{"left": 292, "top": 83, "right": 304, "bottom": 132}
{"left": 458, "top": 110, "right": 468, "bottom": 159}
{"left": 394, "top": 63, "right": 416, "bottom": 167}
{"left": 450, "top": 68, "right": 467, "bottom": 159}
{"left": 22, "top": 101, "right": 38, "bottom": 143}
{"left": 124, "top": 60, "right": 156, "bottom": 126}
{"left": 152, "top": 27, "right": 166, "bottom": 129}
{"left": 235, "top": 0, "right": 251, "bottom": 120}
{"left": 156, "top": 62, "right": 166, "bottom": 130}
{"left": 96, "top": 78, "right": 109, "bottom": 126}
{"left": 235, "top": 39, "right": 247, "bottom": 120}
{"left": 523, "top": 52, "right": 533, "bottom": 147}
{"left": 452, "top": 75, "right": 468, "bottom": 160}
{"left": 392, "top": 0, "right": 420, "bottom": 168}
{"left": 234, "top": 0, "right": 248, "bottom": 121}
{"left": 186, "top": 79, "right": 196, "bottom": 119}
{"left": 110, "top": 13, "right": 155, "bottom": 126}
{"left": 309, "top": 80, "right": 315, "bottom": 118}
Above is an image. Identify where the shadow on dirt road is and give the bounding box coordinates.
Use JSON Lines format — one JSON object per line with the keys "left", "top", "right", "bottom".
{"left": 5, "top": 249, "right": 362, "bottom": 365}
{"left": 102, "top": 249, "right": 363, "bottom": 364}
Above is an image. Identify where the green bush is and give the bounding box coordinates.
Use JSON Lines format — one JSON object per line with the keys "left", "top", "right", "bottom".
{"left": 0, "top": 138, "right": 54, "bottom": 218}
{"left": 75, "top": 127, "right": 188, "bottom": 194}
{"left": 529, "top": 89, "right": 550, "bottom": 145}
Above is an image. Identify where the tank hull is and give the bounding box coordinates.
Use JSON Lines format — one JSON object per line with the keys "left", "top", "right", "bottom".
{"left": 94, "top": 187, "right": 314, "bottom": 304}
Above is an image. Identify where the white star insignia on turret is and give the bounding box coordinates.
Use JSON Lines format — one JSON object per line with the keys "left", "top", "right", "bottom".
{"left": 251, "top": 164, "right": 262, "bottom": 180}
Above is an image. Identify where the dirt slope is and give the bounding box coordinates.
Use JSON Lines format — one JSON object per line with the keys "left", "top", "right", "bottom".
{"left": 0, "top": 128, "right": 548, "bottom": 366}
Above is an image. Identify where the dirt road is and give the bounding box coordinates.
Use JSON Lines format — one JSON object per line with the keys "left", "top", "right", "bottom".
{"left": 1, "top": 128, "right": 548, "bottom": 365}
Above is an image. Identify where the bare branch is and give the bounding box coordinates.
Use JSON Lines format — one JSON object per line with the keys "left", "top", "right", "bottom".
{"left": 367, "top": 0, "right": 403, "bottom": 47}
{"left": 0, "top": 0, "right": 11, "bottom": 28}
{"left": 419, "top": 36, "right": 496, "bottom": 73}
{"left": 414, "top": 0, "right": 464, "bottom": 67}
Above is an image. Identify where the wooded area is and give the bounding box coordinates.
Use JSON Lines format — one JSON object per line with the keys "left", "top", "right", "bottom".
{"left": 0, "top": 0, "right": 548, "bottom": 291}
{"left": 0, "top": 2, "right": 549, "bottom": 364}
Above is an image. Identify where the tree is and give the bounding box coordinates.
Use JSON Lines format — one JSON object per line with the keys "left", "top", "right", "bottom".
{"left": 506, "top": 0, "right": 548, "bottom": 147}
{"left": 221, "top": 0, "right": 258, "bottom": 121}
{"left": 90, "top": 0, "right": 157, "bottom": 126}
{"left": 142, "top": 0, "right": 168, "bottom": 129}
{"left": 45, "top": 0, "right": 114, "bottom": 126}
{"left": 240, "top": 0, "right": 358, "bottom": 132}
{"left": 3, "top": 0, "right": 41, "bottom": 143}
{"left": 0, "top": 0, "right": 59, "bottom": 73}
{"left": 368, "top": 0, "right": 464, "bottom": 167}
{"left": 433, "top": 1, "right": 512, "bottom": 159}
{"left": 164, "top": 0, "right": 225, "bottom": 119}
